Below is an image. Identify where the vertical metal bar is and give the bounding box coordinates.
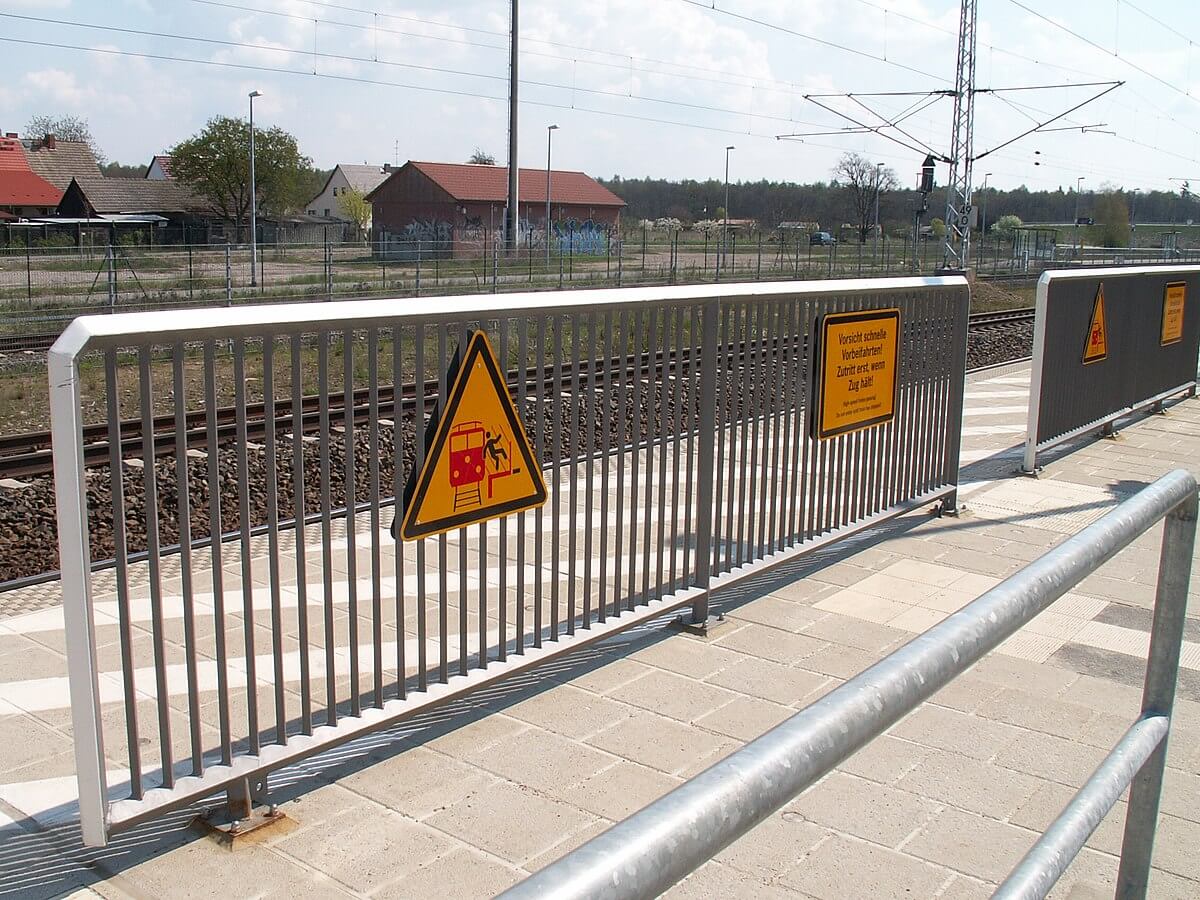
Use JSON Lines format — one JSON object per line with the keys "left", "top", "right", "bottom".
{"left": 318, "top": 336, "right": 337, "bottom": 723}
{"left": 171, "top": 346, "right": 203, "bottom": 773}
{"left": 233, "top": 341, "right": 259, "bottom": 753}
{"left": 263, "top": 337, "right": 286, "bottom": 742}
{"left": 657, "top": 309, "right": 676, "bottom": 600}
{"left": 290, "top": 335, "right": 312, "bottom": 732}
{"left": 437, "top": 325, "right": 450, "bottom": 683}
{"left": 1115, "top": 490, "right": 1198, "bottom": 899}
{"left": 138, "top": 349, "right": 175, "bottom": 786}
{"left": 204, "top": 345, "right": 232, "bottom": 762}
{"left": 599, "top": 310, "right": 613, "bottom": 622}
{"left": 770, "top": 302, "right": 790, "bottom": 552}
{"left": 764, "top": 301, "right": 783, "bottom": 550}
{"left": 712, "top": 303, "right": 730, "bottom": 573}
{"left": 103, "top": 352, "right": 141, "bottom": 797}
{"left": 642, "top": 307, "right": 658, "bottom": 603}
{"left": 551, "top": 315, "right": 563, "bottom": 637}
{"left": 415, "top": 324, "right": 428, "bottom": 688}
{"left": 498, "top": 317, "right": 510, "bottom": 660}
{"left": 342, "top": 334, "right": 361, "bottom": 713}
{"left": 746, "top": 302, "right": 764, "bottom": 560}
{"left": 613, "top": 308, "right": 629, "bottom": 616}
{"left": 690, "top": 297, "right": 719, "bottom": 623}
{"left": 682, "top": 303, "right": 699, "bottom": 586}
{"left": 457, "top": 321, "right": 470, "bottom": 676}
{"left": 516, "top": 320, "right": 529, "bottom": 653}
{"left": 393, "top": 325, "right": 407, "bottom": 698}
{"left": 669, "top": 306, "right": 684, "bottom": 592}
{"left": 627, "top": 308, "right": 643, "bottom": 610}
{"left": 398, "top": 324, "right": 412, "bottom": 696}
{"left": 568, "top": 313, "right": 581, "bottom": 632}
{"left": 735, "top": 303, "right": 752, "bottom": 565}
{"left": 726, "top": 303, "right": 743, "bottom": 565}
{"left": 942, "top": 289, "right": 969, "bottom": 509}
{"left": 534, "top": 316, "right": 546, "bottom": 643}
{"left": 368, "top": 330, "right": 383, "bottom": 706}
{"left": 583, "top": 311, "right": 597, "bottom": 627}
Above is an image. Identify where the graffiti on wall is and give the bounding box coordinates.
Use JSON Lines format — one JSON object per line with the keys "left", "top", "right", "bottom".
{"left": 400, "top": 218, "right": 453, "bottom": 246}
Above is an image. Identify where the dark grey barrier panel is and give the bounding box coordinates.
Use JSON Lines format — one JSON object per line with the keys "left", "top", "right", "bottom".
{"left": 1024, "top": 266, "right": 1200, "bottom": 472}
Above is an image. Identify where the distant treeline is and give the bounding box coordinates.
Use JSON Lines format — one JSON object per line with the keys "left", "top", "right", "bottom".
{"left": 599, "top": 176, "right": 1198, "bottom": 232}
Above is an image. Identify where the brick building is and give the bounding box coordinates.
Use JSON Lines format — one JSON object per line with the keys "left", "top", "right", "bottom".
{"left": 366, "top": 160, "right": 625, "bottom": 257}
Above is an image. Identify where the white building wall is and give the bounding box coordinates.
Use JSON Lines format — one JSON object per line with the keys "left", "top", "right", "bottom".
{"left": 306, "top": 168, "right": 365, "bottom": 225}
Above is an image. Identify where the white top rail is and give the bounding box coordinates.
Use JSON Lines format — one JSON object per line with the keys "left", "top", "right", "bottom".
{"left": 48, "top": 276, "right": 967, "bottom": 359}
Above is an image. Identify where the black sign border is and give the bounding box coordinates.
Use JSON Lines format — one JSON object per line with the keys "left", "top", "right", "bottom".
{"left": 811, "top": 307, "right": 902, "bottom": 441}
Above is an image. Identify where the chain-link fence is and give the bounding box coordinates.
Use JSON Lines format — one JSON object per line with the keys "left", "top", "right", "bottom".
{"left": 3, "top": 231, "right": 1195, "bottom": 337}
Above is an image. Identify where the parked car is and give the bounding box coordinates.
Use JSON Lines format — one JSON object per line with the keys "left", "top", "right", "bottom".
{"left": 809, "top": 231, "right": 837, "bottom": 246}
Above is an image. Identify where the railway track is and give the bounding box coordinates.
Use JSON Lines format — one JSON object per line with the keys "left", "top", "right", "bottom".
{"left": 0, "top": 309, "right": 1034, "bottom": 480}
{"left": 0, "top": 332, "right": 60, "bottom": 354}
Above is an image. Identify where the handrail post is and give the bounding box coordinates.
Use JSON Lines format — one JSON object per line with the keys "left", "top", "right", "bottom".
{"left": 1115, "top": 488, "right": 1198, "bottom": 898}
{"left": 689, "top": 296, "right": 720, "bottom": 626}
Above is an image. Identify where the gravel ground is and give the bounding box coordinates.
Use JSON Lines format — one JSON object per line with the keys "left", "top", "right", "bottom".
{"left": 0, "top": 325, "right": 1029, "bottom": 584}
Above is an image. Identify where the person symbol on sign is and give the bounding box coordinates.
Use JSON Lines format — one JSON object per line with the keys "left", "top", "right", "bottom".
{"left": 485, "top": 431, "right": 508, "bottom": 470}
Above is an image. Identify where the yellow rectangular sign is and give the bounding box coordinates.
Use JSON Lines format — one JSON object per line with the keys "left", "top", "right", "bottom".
{"left": 814, "top": 308, "right": 901, "bottom": 440}
{"left": 1162, "top": 281, "right": 1186, "bottom": 346}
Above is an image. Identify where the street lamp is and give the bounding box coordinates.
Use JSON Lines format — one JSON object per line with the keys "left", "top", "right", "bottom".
{"left": 249, "top": 90, "right": 262, "bottom": 287}
{"left": 979, "top": 172, "right": 993, "bottom": 237}
{"left": 721, "top": 145, "right": 735, "bottom": 276}
{"left": 545, "top": 124, "right": 558, "bottom": 264}
{"left": 873, "top": 161, "right": 884, "bottom": 263}
{"left": 1074, "top": 176, "right": 1085, "bottom": 257}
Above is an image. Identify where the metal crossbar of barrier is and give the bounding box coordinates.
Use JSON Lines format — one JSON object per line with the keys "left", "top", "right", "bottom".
{"left": 1023, "top": 265, "right": 1200, "bottom": 473}
{"left": 50, "top": 277, "right": 968, "bottom": 847}
{"left": 499, "top": 469, "right": 1198, "bottom": 900}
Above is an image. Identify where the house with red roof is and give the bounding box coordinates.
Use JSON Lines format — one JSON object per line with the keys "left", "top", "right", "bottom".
{"left": 365, "top": 160, "right": 625, "bottom": 258}
{"left": 0, "top": 134, "right": 62, "bottom": 219}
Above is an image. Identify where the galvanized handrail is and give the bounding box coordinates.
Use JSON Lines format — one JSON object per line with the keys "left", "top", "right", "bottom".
{"left": 51, "top": 276, "right": 969, "bottom": 847}
{"left": 501, "top": 468, "right": 1198, "bottom": 900}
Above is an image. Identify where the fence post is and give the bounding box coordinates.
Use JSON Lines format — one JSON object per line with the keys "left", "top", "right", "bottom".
{"left": 493, "top": 235, "right": 499, "bottom": 293}
{"left": 617, "top": 239, "right": 623, "bottom": 287}
{"left": 325, "top": 240, "right": 333, "bottom": 300}
{"left": 1115, "top": 488, "right": 1199, "bottom": 898}
{"left": 25, "top": 242, "right": 33, "bottom": 305}
{"left": 224, "top": 244, "right": 232, "bottom": 305}
{"left": 416, "top": 239, "right": 422, "bottom": 297}
{"left": 188, "top": 243, "right": 194, "bottom": 301}
{"left": 641, "top": 224, "right": 647, "bottom": 275}
{"left": 107, "top": 244, "right": 117, "bottom": 312}
{"left": 688, "top": 296, "right": 720, "bottom": 628}
{"left": 757, "top": 233, "right": 762, "bottom": 280}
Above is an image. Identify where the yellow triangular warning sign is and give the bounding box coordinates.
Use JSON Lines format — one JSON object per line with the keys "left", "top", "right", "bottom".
{"left": 399, "top": 331, "right": 547, "bottom": 540}
{"left": 1083, "top": 283, "right": 1108, "bottom": 364}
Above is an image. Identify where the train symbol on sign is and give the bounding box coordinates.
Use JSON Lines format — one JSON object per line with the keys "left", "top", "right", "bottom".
{"left": 448, "top": 421, "right": 521, "bottom": 511}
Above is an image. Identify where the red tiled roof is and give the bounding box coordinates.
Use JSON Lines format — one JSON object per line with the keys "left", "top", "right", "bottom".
{"left": 148, "top": 155, "right": 174, "bottom": 178}
{"left": 0, "top": 171, "right": 62, "bottom": 207}
{"left": 0, "top": 137, "right": 32, "bottom": 172}
{"left": 402, "top": 161, "right": 625, "bottom": 207}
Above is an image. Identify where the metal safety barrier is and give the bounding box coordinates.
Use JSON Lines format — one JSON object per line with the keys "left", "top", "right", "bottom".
{"left": 500, "top": 469, "right": 1198, "bottom": 900}
{"left": 1024, "top": 265, "right": 1200, "bottom": 472}
{"left": 50, "top": 276, "right": 968, "bottom": 846}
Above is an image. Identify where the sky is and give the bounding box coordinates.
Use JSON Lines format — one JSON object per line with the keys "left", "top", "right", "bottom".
{"left": 1, "top": 0, "right": 1198, "bottom": 195}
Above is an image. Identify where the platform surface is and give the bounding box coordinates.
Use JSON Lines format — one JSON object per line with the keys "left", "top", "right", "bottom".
{"left": 1, "top": 362, "right": 1199, "bottom": 899}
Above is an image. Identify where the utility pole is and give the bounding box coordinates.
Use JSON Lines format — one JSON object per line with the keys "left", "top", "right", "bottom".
{"left": 505, "top": 0, "right": 519, "bottom": 253}
{"left": 249, "top": 90, "right": 262, "bottom": 287}
{"left": 942, "top": 0, "right": 978, "bottom": 271}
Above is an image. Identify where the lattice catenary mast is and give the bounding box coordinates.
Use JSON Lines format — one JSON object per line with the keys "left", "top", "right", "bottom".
{"left": 943, "top": 0, "right": 978, "bottom": 271}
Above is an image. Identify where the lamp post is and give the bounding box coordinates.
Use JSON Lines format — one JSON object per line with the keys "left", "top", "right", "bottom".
{"left": 721, "top": 145, "right": 734, "bottom": 275}
{"left": 545, "top": 124, "right": 558, "bottom": 264}
{"left": 979, "top": 172, "right": 993, "bottom": 237}
{"left": 873, "top": 161, "right": 884, "bottom": 264}
{"left": 1074, "top": 176, "right": 1085, "bottom": 258}
{"left": 249, "top": 90, "right": 262, "bottom": 287}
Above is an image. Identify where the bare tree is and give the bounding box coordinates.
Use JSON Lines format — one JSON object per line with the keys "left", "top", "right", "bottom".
{"left": 832, "top": 152, "right": 899, "bottom": 243}
{"left": 468, "top": 148, "right": 497, "bottom": 165}
{"left": 25, "top": 113, "right": 106, "bottom": 164}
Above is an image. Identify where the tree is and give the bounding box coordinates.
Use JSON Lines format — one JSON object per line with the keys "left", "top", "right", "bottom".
{"left": 25, "top": 113, "right": 106, "bottom": 164}
{"left": 337, "top": 187, "right": 372, "bottom": 238}
{"left": 1091, "top": 191, "right": 1130, "bottom": 247}
{"left": 100, "top": 162, "right": 144, "bottom": 178}
{"left": 930, "top": 217, "right": 947, "bottom": 239}
{"left": 468, "top": 148, "right": 497, "bottom": 165}
{"left": 831, "top": 153, "right": 900, "bottom": 242}
{"left": 170, "top": 116, "right": 314, "bottom": 238}
{"left": 990, "top": 214, "right": 1023, "bottom": 241}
